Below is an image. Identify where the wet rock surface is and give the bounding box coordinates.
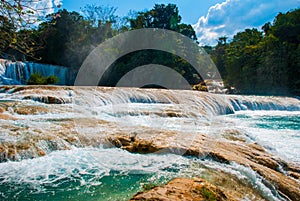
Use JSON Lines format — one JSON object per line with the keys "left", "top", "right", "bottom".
{"left": 0, "top": 86, "right": 299, "bottom": 200}
{"left": 111, "top": 132, "right": 300, "bottom": 201}
{"left": 130, "top": 178, "right": 235, "bottom": 201}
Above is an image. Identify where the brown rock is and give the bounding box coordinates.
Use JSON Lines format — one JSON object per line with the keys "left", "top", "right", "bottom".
{"left": 0, "top": 113, "right": 18, "bottom": 120}
{"left": 109, "top": 134, "right": 300, "bottom": 201}
{"left": 1, "top": 86, "right": 299, "bottom": 200}
{"left": 130, "top": 178, "right": 234, "bottom": 201}
{"left": 14, "top": 106, "right": 48, "bottom": 115}
{"left": 0, "top": 107, "right": 5, "bottom": 113}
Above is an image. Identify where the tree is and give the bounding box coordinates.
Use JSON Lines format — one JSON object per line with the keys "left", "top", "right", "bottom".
{"left": 210, "top": 8, "right": 300, "bottom": 95}
{"left": 0, "top": 0, "right": 59, "bottom": 60}
{"left": 37, "top": 8, "right": 118, "bottom": 68}
{"left": 211, "top": 37, "right": 228, "bottom": 79}
{"left": 81, "top": 4, "right": 118, "bottom": 27}
{"left": 102, "top": 4, "right": 201, "bottom": 88}
{"left": 272, "top": 10, "right": 300, "bottom": 44}
{"left": 129, "top": 4, "right": 197, "bottom": 40}
{"left": 262, "top": 22, "right": 271, "bottom": 35}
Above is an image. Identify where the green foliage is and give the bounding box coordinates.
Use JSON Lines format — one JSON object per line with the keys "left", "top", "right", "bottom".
{"left": 211, "top": 8, "right": 300, "bottom": 95}
{"left": 102, "top": 4, "right": 201, "bottom": 88}
{"left": 27, "top": 73, "right": 47, "bottom": 85}
{"left": 100, "top": 50, "right": 201, "bottom": 87}
{"left": 0, "top": 0, "right": 58, "bottom": 60}
{"left": 2, "top": 2, "right": 298, "bottom": 93}
{"left": 46, "top": 75, "right": 60, "bottom": 84}
{"left": 129, "top": 4, "right": 197, "bottom": 40}
{"left": 201, "top": 187, "right": 217, "bottom": 201}
{"left": 193, "top": 186, "right": 217, "bottom": 201}
{"left": 2, "top": 3, "right": 200, "bottom": 88}
{"left": 36, "top": 8, "right": 119, "bottom": 68}
{"left": 27, "top": 73, "right": 59, "bottom": 85}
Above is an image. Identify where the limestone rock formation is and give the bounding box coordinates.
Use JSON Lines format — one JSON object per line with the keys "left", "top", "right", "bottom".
{"left": 130, "top": 178, "right": 234, "bottom": 201}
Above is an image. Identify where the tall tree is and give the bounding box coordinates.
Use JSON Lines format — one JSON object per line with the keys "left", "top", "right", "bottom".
{"left": 210, "top": 8, "right": 300, "bottom": 95}
{"left": 129, "top": 4, "right": 197, "bottom": 40}
{"left": 81, "top": 4, "right": 119, "bottom": 28}
{"left": 37, "top": 9, "right": 116, "bottom": 68}
{"left": 102, "top": 4, "right": 200, "bottom": 87}
{"left": 224, "top": 29, "right": 263, "bottom": 93}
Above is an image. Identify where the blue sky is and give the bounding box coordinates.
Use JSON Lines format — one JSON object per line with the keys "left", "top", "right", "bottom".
{"left": 61, "top": 0, "right": 222, "bottom": 24}
{"left": 55, "top": 0, "right": 300, "bottom": 45}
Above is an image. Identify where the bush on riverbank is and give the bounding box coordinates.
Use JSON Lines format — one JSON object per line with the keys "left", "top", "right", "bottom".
{"left": 27, "top": 73, "right": 59, "bottom": 85}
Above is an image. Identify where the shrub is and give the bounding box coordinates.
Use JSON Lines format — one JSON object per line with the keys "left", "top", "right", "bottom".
{"left": 27, "top": 73, "right": 59, "bottom": 85}
{"left": 46, "top": 75, "right": 59, "bottom": 84}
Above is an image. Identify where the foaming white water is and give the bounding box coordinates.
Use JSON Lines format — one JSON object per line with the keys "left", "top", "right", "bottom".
{"left": 225, "top": 111, "right": 300, "bottom": 164}
{"left": 0, "top": 148, "right": 189, "bottom": 200}
{"left": 1, "top": 87, "right": 299, "bottom": 116}
{"left": 188, "top": 160, "right": 282, "bottom": 201}
{"left": 0, "top": 86, "right": 299, "bottom": 161}
{"left": 0, "top": 59, "right": 75, "bottom": 85}
{"left": 228, "top": 95, "right": 300, "bottom": 111}
{"left": 1, "top": 86, "right": 298, "bottom": 200}
{"left": 70, "top": 88, "right": 300, "bottom": 121}
{"left": 0, "top": 148, "right": 282, "bottom": 201}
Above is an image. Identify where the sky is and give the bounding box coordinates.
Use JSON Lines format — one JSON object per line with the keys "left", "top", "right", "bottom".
{"left": 49, "top": 0, "right": 300, "bottom": 45}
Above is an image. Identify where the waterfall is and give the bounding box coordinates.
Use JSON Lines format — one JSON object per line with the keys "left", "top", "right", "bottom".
{"left": 2, "top": 86, "right": 299, "bottom": 116}
{"left": 0, "top": 86, "right": 299, "bottom": 162}
{"left": 227, "top": 95, "right": 300, "bottom": 112}
{"left": 69, "top": 88, "right": 300, "bottom": 114}
{"left": 0, "top": 59, "right": 76, "bottom": 85}
{"left": 0, "top": 85, "right": 299, "bottom": 201}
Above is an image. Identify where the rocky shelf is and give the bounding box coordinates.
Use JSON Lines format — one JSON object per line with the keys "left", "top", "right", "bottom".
{"left": 0, "top": 86, "right": 299, "bottom": 200}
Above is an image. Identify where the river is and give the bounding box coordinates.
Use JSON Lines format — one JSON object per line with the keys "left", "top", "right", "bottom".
{"left": 0, "top": 86, "right": 299, "bottom": 200}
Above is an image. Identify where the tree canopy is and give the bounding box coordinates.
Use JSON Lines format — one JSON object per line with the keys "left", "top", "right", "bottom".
{"left": 100, "top": 4, "right": 201, "bottom": 87}
{"left": 0, "top": 2, "right": 299, "bottom": 95}
{"left": 0, "top": 0, "right": 60, "bottom": 60}
{"left": 211, "top": 8, "right": 300, "bottom": 95}
{"left": 129, "top": 4, "right": 197, "bottom": 40}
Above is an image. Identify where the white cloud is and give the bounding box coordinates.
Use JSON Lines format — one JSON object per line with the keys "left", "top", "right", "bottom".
{"left": 19, "top": 0, "right": 63, "bottom": 27}
{"left": 32, "top": 0, "right": 63, "bottom": 15}
{"left": 193, "top": 0, "right": 300, "bottom": 46}
{"left": 54, "top": 0, "right": 63, "bottom": 7}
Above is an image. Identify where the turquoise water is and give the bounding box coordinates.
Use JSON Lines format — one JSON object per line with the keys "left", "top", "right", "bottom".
{"left": 0, "top": 147, "right": 280, "bottom": 201}
{"left": 227, "top": 111, "right": 300, "bottom": 164}
{"left": 0, "top": 148, "right": 190, "bottom": 201}
{"left": 232, "top": 112, "right": 300, "bottom": 130}
{"left": 255, "top": 115, "right": 299, "bottom": 130}
{"left": 0, "top": 110, "right": 299, "bottom": 200}
{"left": 1, "top": 172, "right": 154, "bottom": 201}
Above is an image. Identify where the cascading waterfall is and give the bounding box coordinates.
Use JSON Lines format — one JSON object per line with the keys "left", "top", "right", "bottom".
{"left": 26, "top": 87, "right": 300, "bottom": 112}
{"left": 0, "top": 86, "right": 299, "bottom": 200}
{"left": 0, "top": 86, "right": 299, "bottom": 159}
{"left": 2, "top": 86, "right": 300, "bottom": 117}
{"left": 0, "top": 59, "right": 76, "bottom": 85}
